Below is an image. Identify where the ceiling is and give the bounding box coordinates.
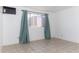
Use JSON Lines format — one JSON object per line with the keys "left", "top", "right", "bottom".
{"left": 25, "top": 6, "right": 72, "bottom": 13}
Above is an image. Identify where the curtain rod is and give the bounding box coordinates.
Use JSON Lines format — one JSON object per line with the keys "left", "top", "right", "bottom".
{"left": 21, "top": 10, "right": 48, "bottom": 15}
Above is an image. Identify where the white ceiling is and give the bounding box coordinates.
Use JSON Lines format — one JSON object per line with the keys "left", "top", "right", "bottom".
{"left": 25, "top": 6, "right": 72, "bottom": 13}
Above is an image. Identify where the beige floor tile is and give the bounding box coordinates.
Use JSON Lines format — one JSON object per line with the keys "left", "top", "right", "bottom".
{"left": 2, "top": 38, "right": 79, "bottom": 53}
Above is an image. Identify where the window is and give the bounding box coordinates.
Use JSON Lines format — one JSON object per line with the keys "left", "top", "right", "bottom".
{"left": 28, "top": 12, "right": 45, "bottom": 27}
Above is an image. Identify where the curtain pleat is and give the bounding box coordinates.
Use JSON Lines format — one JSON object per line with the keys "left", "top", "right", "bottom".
{"left": 44, "top": 14, "right": 51, "bottom": 39}
{"left": 19, "top": 10, "right": 30, "bottom": 44}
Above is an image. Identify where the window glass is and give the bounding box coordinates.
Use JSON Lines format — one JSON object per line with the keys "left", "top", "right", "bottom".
{"left": 28, "top": 12, "right": 45, "bottom": 27}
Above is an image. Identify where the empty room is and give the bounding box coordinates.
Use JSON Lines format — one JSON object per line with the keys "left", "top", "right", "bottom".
{"left": 0, "top": 6, "right": 79, "bottom": 53}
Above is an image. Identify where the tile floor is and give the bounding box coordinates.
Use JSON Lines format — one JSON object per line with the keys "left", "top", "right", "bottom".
{"left": 2, "top": 38, "right": 79, "bottom": 53}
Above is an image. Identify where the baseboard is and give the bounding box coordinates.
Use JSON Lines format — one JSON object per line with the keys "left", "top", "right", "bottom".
{"left": 2, "top": 39, "right": 44, "bottom": 46}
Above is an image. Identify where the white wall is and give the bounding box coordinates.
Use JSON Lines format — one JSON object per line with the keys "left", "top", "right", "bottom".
{"left": 49, "top": 13, "right": 55, "bottom": 38}
{"left": 3, "top": 6, "right": 79, "bottom": 45}
{"left": 3, "top": 9, "right": 21, "bottom": 45}
{"left": 2, "top": 6, "right": 51, "bottom": 45}
{"left": 53, "top": 7, "right": 79, "bottom": 43}
{"left": 29, "top": 27, "right": 44, "bottom": 41}
{"left": 0, "top": 6, "right": 2, "bottom": 46}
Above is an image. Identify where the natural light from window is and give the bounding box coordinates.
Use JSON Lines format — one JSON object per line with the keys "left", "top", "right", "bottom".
{"left": 28, "top": 12, "right": 45, "bottom": 28}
